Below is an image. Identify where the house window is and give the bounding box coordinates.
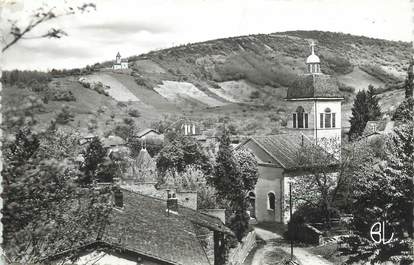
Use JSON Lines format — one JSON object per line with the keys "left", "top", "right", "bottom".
{"left": 267, "top": 192, "right": 276, "bottom": 210}
{"left": 293, "top": 106, "right": 308, "bottom": 129}
{"left": 332, "top": 113, "right": 336, "bottom": 128}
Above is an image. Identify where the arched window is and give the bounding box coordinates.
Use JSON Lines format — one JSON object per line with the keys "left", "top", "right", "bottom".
{"left": 267, "top": 192, "right": 276, "bottom": 210}
{"left": 322, "top": 108, "right": 336, "bottom": 128}
{"left": 293, "top": 106, "right": 308, "bottom": 129}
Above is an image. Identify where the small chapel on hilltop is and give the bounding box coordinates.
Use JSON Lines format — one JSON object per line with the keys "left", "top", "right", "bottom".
{"left": 237, "top": 42, "right": 343, "bottom": 224}
{"left": 112, "top": 52, "right": 128, "bottom": 70}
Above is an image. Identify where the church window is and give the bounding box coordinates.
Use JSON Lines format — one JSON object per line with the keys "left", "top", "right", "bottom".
{"left": 293, "top": 113, "right": 297, "bottom": 128}
{"left": 296, "top": 106, "right": 304, "bottom": 128}
{"left": 324, "top": 108, "right": 336, "bottom": 128}
{"left": 304, "top": 113, "right": 308, "bottom": 128}
{"left": 324, "top": 108, "right": 332, "bottom": 128}
{"left": 267, "top": 192, "right": 276, "bottom": 210}
{"left": 320, "top": 113, "right": 324, "bottom": 128}
{"left": 293, "top": 106, "right": 308, "bottom": 129}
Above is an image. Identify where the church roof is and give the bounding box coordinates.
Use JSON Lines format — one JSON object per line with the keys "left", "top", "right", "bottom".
{"left": 306, "top": 54, "right": 320, "bottom": 64}
{"left": 116, "top": 52, "right": 121, "bottom": 57}
{"left": 237, "top": 133, "right": 338, "bottom": 171}
{"left": 286, "top": 74, "right": 343, "bottom": 100}
{"left": 237, "top": 133, "right": 312, "bottom": 169}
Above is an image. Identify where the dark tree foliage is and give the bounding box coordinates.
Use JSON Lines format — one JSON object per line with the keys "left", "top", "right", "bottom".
{"left": 344, "top": 123, "right": 413, "bottom": 264}
{"left": 393, "top": 98, "right": 414, "bottom": 122}
{"left": 404, "top": 60, "right": 413, "bottom": 99}
{"left": 366, "top": 85, "right": 382, "bottom": 121}
{"left": 2, "top": 128, "right": 111, "bottom": 263}
{"left": 81, "top": 137, "right": 107, "bottom": 185}
{"left": 208, "top": 131, "right": 258, "bottom": 241}
{"left": 209, "top": 131, "right": 242, "bottom": 205}
{"left": 392, "top": 61, "right": 413, "bottom": 122}
{"left": 156, "top": 134, "right": 212, "bottom": 178}
{"left": 349, "top": 91, "right": 368, "bottom": 140}
{"left": 348, "top": 86, "right": 382, "bottom": 141}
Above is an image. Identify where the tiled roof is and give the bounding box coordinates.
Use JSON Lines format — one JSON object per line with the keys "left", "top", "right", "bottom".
{"left": 237, "top": 133, "right": 313, "bottom": 169}
{"left": 48, "top": 189, "right": 232, "bottom": 265}
{"left": 100, "top": 189, "right": 232, "bottom": 265}
{"left": 136, "top": 128, "right": 161, "bottom": 138}
{"left": 286, "top": 74, "right": 343, "bottom": 99}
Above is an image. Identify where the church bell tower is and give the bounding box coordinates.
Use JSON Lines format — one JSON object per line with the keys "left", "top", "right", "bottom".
{"left": 285, "top": 41, "right": 344, "bottom": 152}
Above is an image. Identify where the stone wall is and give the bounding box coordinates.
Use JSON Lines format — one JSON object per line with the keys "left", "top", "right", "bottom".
{"left": 227, "top": 230, "right": 257, "bottom": 265}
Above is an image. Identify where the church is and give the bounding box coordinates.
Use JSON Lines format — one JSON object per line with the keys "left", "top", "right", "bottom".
{"left": 237, "top": 42, "right": 343, "bottom": 224}
{"left": 112, "top": 52, "right": 129, "bottom": 70}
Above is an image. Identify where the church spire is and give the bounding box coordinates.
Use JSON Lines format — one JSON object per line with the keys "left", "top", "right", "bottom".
{"left": 306, "top": 41, "right": 321, "bottom": 74}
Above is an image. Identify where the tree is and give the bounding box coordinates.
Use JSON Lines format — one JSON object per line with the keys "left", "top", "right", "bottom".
{"left": 156, "top": 135, "right": 212, "bottom": 179}
{"left": 291, "top": 138, "right": 373, "bottom": 227}
{"left": 348, "top": 90, "right": 368, "bottom": 140}
{"left": 208, "top": 131, "right": 258, "bottom": 241}
{"left": 393, "top": 98, "right": 414, "bottom": 122}
{"left": 349, "top": 87, "right": 382, "bottom": 141}
{"left": 344, "top": 122, "right": 413, "bottom": 264}
{"left": 366, "top": 85, "right": 382, "bottom": 121}
{"left": 2, "top": 128, "right": 111, "bottom": 263}
{"left": 81, "top": 137, "right": 107, "bottom": 185}
{"left": 404, "top": 60, "right": 413, "bottom": 99}
{"left": 1, "top": 2, "right": 96, "bottom": 52}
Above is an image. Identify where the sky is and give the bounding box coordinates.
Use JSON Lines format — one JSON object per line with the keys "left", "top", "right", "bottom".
{"left": 0, "top": 0, "right": 413, "bottom": 70}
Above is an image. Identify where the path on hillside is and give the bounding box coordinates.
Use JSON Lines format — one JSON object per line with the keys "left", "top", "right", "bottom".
{"left": 251, "top": 227, "right": 333, "bottom": 265}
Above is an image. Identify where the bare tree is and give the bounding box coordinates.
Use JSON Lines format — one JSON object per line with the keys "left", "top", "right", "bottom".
{"left": 290, "top": 137, "right": 374, "bottom": 227}
{"left": 1, "top": 1, "right": 96, "bottom": 52}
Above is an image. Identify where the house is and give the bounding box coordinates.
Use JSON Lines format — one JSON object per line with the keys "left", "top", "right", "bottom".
{"left": 166, "top": 119, "right": 203, "bottom": 136}
{"left": 113, "top": 52, "right": 128, "bottom": 70}
{"left": 135, "top": 128, "right": 164, "bottom": 144}
{"left": 46, "top": 188, "right": 233, "bottom": 265}
{"left": 237, "top": 42, "right": 342, "bottom": 224}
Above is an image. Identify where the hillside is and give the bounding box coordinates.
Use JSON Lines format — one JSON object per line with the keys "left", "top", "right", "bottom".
{"left": 3, "top": 30, "right": 410, "bottom": 136}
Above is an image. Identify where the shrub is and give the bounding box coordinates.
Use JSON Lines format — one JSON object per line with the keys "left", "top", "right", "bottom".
{"left": 128, "top": 108, "right": 141, "bottom": 118}
{"left": 338, "top": 83, "right": 355, "bottom": 93}
{"left": 249, "top": 91, "right": 260, "bottom": 99}
{"left": 51, "top": 89, "right": 76, "bottom": 101}
{"left": 30, "top": 80, "right": 48, "bottom": 92}
{"left": 117, "top": 102, "right": 127, "bottom": 108}
{"left": 55, "top": 106, "right": 75, "bottom": 125}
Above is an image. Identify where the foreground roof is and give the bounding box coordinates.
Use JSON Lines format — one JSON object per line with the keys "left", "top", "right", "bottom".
{"left": 48, "top": 189, "right": 232, "bottom": 265}
{"left": 286, "top": 74, "right": 343, "bottom": 100}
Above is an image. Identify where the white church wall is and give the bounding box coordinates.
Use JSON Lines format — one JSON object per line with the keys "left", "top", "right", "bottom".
{"left": 254, "top": 165, "right": 284, "bottom": 223}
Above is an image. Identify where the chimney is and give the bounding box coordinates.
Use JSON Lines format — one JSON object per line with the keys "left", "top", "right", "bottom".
{"left": 167, "top": 191, "right": 178, "bottom": 213}
{"left": 113, "top": 187, "right": 123, "bottom": 208}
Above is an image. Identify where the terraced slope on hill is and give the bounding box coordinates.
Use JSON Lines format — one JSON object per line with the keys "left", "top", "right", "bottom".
{"left": 3, "top": 31, "right": 410, "bottom": 136}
